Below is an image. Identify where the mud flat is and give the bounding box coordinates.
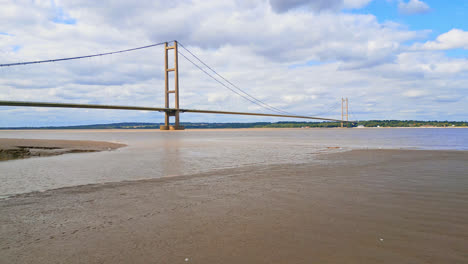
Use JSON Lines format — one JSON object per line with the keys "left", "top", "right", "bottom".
{"left": 0, "top": 138, "right": 126, "bottom": 161}
{"left": 0, "top": 149, "right": 467, "bottom": 263}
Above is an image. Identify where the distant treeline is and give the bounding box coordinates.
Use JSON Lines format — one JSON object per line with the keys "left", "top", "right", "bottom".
{"left": 256, "top": 120, "right": 468, "bottom": 128}
{"left": 354, "top": 120, "right": 467, "bottom": 128}
{"left": 1, "top": 120, "right": 467, "bottom": 130}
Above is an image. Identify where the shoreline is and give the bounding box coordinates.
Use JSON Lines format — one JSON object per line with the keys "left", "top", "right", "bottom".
{"left": 0, "top": 126, "right": 467, "bottom": 133}
{"left": 1, "top": 149, "right": 467, "bottom": 263}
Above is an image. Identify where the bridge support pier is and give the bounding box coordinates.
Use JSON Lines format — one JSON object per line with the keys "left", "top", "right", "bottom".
{"left": 160, "top": 41, "right": 185, "bottom": 130}
{"left": 159, "top": 111, "right": 184, "bottom": 130}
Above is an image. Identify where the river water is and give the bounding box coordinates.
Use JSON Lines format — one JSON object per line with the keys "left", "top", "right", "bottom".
{"left": 0, "top": 128, "right": 467, "bottom": 196}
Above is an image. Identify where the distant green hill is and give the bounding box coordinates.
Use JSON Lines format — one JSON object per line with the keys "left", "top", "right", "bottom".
{"left": 1, "top": 120, "right": 466, "bottom": 130}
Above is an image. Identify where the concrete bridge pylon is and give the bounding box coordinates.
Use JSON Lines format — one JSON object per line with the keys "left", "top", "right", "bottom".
{"left": 160, "top": 41, "right": 184, "bottom": 130}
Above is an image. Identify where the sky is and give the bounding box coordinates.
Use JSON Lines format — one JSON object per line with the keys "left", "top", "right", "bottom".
{"left": 0, "top": 0, "right": 467, "bottom": 126}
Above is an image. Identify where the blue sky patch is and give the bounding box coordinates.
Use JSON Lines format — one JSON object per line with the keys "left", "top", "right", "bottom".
{"left": 351, "top": 0, "right": 468, "bottom": 38}
{"left": 12, "top": 45, "right": 22, "bottom": 52}
{"left": 52, "top": 13, "right": 77, "bottom": 24}
{"left": 445, "top": 49, "right": 468, "bottom": 58}
{"left": 50, "top": 0, "right": 77, "bottom": 25}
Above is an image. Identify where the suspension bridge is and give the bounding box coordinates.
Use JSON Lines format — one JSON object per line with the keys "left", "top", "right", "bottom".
{"left": 0, "top": 40, "right": 352, "bottom": 130}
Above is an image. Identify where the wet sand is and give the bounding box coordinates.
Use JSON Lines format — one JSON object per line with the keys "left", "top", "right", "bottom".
{"left": 0, "top": 138, "right": 126, "bottom": 161}
{"left": 0, "top": 149, "right": 467, "bottom": 263}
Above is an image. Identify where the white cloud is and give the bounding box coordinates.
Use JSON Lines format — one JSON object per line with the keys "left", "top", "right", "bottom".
{"left": 412, "top": 29, "right": 468, "bottom": 51}
{"left": 282, "top": 95, "right": 317, "bottom": 103}
{"left": 398, "top": 0, "right": 430, "bottom": 15}
{"left": 403, "top": 89, "right": 427, "bottom": 98}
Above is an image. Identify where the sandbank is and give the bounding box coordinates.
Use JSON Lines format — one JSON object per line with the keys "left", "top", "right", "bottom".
{"left": 0, "top": 138, "right": 126, "bottom": 161}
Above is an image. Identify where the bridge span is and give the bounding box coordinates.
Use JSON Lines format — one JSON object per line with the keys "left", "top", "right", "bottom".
{"left": 0, "top": 40, "right": 352, "bottom": 130}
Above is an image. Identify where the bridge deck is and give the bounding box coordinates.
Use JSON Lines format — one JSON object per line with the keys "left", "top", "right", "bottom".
{"left": 0, "top": 101, "right": 350, "bottom": 123}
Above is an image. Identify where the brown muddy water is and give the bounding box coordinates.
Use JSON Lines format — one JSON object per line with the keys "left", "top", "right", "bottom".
{"left": 0, "top": 128, "right": 467, "bottom": 196}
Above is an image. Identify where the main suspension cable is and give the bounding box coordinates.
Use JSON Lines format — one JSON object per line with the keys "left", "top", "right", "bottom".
{"left": 0, "top": 41, "right": 170, "bottom": 67}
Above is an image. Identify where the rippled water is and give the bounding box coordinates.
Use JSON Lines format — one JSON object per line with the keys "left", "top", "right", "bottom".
{"left": 0, "top": 128, "right": 467, "bottom": 196}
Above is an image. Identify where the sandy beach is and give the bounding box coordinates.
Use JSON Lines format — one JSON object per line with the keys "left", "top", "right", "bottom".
{"left": 1, "top": 149, "right": 467, "bottom": 263}
{"left": 0, "top": 138, "right": 126, "bottom": 161}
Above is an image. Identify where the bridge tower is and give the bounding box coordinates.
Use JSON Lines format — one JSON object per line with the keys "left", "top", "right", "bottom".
{"left": 341, "top": 97, "right": 348, "bottom": 128}
{"left": 160, "top": 41, "right": 185, "bottom": 130}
